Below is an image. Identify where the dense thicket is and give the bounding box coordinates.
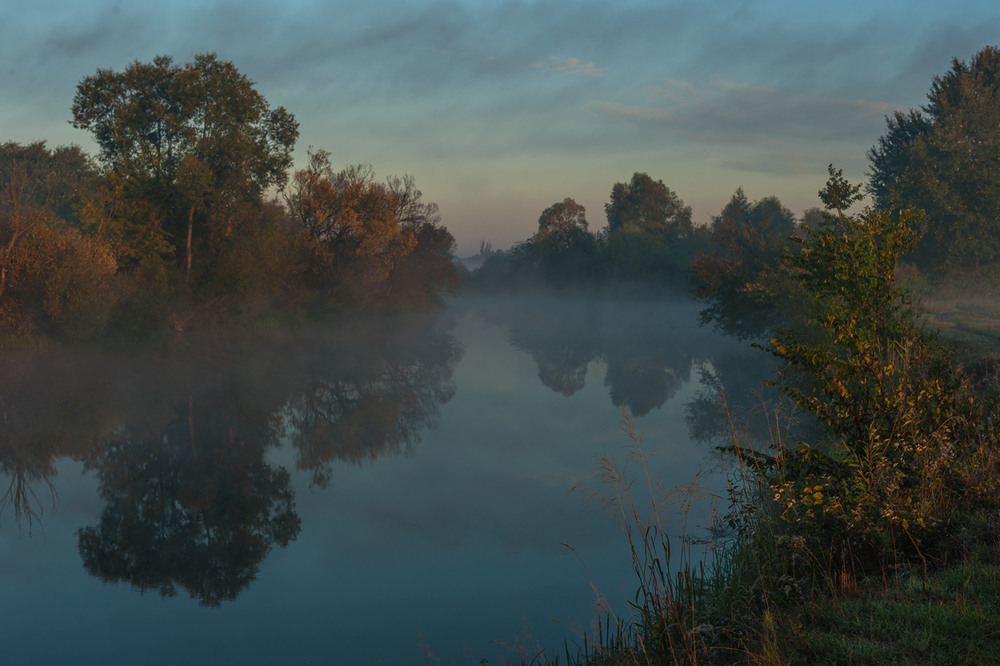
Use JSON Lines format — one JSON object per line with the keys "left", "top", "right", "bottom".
{"left": 0, "top": 54, "right": 460, "bottom": 340}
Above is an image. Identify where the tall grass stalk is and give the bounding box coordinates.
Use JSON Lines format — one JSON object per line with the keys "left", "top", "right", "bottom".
{"left": 569, "top": 409, "right": 721, "bottom": 665}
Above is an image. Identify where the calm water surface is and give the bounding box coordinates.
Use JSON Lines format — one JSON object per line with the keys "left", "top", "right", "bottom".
{"left": 0, "top": 295, "right": 758, "bottom": 664}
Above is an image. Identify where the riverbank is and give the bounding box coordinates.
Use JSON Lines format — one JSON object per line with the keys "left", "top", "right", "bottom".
{"left": 541, "top": 229, "right": 1000, "bottom": 665}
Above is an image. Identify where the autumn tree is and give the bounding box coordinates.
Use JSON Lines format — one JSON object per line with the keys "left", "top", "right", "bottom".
{"left": 284, "top": 150, "right": 460, "bottom": 307}
{"left": 71, "top": 53, "right": 299, "bottom": 291}
{"left": 867, "top": 45, "right": 1000, "bottom": 270}
{"left": 0, "top": 142, "right": 119, "bottom": 335}
{"left": 0, "top": 143, "right": 95, "bottom": 298}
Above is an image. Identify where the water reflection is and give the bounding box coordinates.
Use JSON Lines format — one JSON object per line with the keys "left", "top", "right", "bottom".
{"left": 0, "top": 312, "right": 462, "bottom": 605}
{"left": 686, "top": 351, "right": 787, "bottom": 446}
{"left": 0, "top": 352, "right": 114, "bottom": 534}
{"left": 467, "top": 296, "right": 733, "bottom": 416}
{"left": 78, "top": 391, "right": 301, "bottom": 606}
{"left": 281, "top": 317, "right": 461, "bottom": 487}
{"left": 0, "top": 300, "right": 772, "bottom": 663}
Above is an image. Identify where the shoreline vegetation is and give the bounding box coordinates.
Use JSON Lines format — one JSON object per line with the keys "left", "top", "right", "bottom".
{"left": 509, "top": 48, "right": 1000, "bottom": 666}
{"left": 6, "top": 46, "right": 1000, "bottom": 665}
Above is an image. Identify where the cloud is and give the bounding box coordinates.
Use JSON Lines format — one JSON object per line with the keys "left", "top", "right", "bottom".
{"left": 592, "top": 79, "right": 903, "bottom": 145}
{"left": 531, "top": 56, "right": 605, "bottom": 77}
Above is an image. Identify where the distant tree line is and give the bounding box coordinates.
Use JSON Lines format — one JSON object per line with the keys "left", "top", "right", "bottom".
{"left": 466, "top": 172, "right": 714, "bottom": 292}
{"left": 468, "top": 45, "right": 1000, "bottom": 342}
{"left": 0, "top": 53, "right": 460, "bottom": 340}
{"left": 6, "top": 46, "right": 999, "bottom": 341}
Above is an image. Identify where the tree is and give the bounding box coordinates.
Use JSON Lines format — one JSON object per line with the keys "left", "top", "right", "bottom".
{"left": 535, "top": 197, "right": 588, "bottom": 240}
{"left": 605, "top": 172, "right": 692, "bottom": 236}
{"left": 601, "top": 174, "right": 698, "bottom": 286}
{"left": 283, "top": 150, "right": 462, "bottom": 307}
{"left": 758, "top": 205, "right": 991, "bottom": 566}
{"left": 0, "top": 142, "right": 97, "bottom": 299}
{"left": 867, "top": 46, "right": 1000, "bottom": 270}
{"left": 690, "top": 188, "right": 798, "bottom": 338}
{"left": 0, "top": 142, "right": 120, "bottom": 335}
{"left": 818, "top": 163, "right": 864, "bottom": 223}
{"left": 71, "top": 53, "right": 299, "bottom": 288}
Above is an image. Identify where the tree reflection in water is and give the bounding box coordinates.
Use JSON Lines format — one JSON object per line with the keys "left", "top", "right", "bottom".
{"left": 0, "top": 312, "right": 462, "bottom": 605}
{"left": 78, "top": 389, "right": 301, "bottom": 607}
{"left": 0, "top": 350, "right": 117, "bottom": 535}
{"left": 471, "top": 296, "right": 724, "bottom": 416}
{"left": 281, "top": 317, "right": 462, "bottom": 487}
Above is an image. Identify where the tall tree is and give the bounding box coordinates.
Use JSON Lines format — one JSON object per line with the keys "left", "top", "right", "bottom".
{"left": 867, "top": 46, "right": 1000, "bottom": 270}
{"left": 604, "top": 172, "right": 692, "bottom": 236}
{"left": 535, "top": 197, "right": 588, "bottom": 241}
{"left": 71, "top": 53, "right": 299, "bottom": 287}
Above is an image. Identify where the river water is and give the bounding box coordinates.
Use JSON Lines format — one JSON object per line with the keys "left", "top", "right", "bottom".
{"left": 0, "top": 295, "right": 763, "bottom": 664}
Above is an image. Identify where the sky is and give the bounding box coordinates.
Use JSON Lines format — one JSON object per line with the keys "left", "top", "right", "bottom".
{"left": 3, "top": 0, "right": 999, "bottom": 255}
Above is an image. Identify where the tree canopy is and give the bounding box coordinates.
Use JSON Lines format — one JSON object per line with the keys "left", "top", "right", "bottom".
{"left": 536, "top": 197, "right": 588, "bottom": 241}
{"left": 72, "top": 53, "right": 298, "bottom": 195}
{"left": 71, "top": 53, "right": 300, "bottom": 291}
{"left": 867, "top": 45, "right": 1000, "bottom": 270}
{"left": 605, "top": 172, "right": 693, "bottom": 236}
{"left": 0, "top": 54, "right": 462, "bottom": 339}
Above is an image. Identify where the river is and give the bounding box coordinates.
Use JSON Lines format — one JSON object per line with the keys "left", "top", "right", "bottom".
{"left": 0, "top": 294, "right": 764, "bottom": 664}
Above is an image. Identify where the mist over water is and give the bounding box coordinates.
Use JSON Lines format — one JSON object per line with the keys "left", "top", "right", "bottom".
{"left": 0, "top": 296, "right": 761, "bottom": 664}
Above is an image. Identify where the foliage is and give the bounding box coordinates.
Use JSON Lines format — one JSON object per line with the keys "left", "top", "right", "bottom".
{"left": 284, "top": 149, "right": 459, "bottom": 309}
{"left": 71, "top": 53, "right": 300, "bottom": 290}
{"left": 0, "top": 53, "right": 464, "bottom": 339}
{"left": 602, "top": 173, "right": 706, "bottom": 287}
{"left": 690, "top": 188, "right": 799, "bottom": 339}
{"left": 559, "top": 160, "right": 1000, "bottom": 664}
{"left": 755, "top": 202, "right": 1000, "bottom": 579}
{"left": 466, "top": 174, "right": 713, "bottom": 294}
{"left": 465, "top": 200, "right": 600, "bottom": 293}
{"left": 530, "top": 210, "right": 602, "bottom": 289}
{"left": 0, "top": 142, "right": 120, "bottom": 336}
{"left": 817, "top": 164, "right": 865, "bottom": 221}
{"left": 867, "top": 45, "right": 1000, "bottom": 271}
{"left": 605, "top": 172, "right": 692, "bottom": 237}
{"left": 536, "top": 197, "right": 588, "bottom": 240}
{"left": 9, "top": 223, "right": 118, "bottom": 337}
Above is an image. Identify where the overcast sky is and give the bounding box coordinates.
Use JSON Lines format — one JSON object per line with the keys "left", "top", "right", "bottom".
{"left": 3, "top": 0, "right": 998, "bottom": 253}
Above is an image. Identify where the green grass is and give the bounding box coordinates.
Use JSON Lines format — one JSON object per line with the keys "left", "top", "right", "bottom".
{"left": 919, "top": 290, "right": 1000, "bottom": 359}
{"left": 785, "top": 560, "right": 1000, "bottom": 665}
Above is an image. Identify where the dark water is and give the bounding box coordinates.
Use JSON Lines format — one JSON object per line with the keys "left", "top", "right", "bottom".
{"left": 0, "top": 296, "right": 760, "bottom": 665}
